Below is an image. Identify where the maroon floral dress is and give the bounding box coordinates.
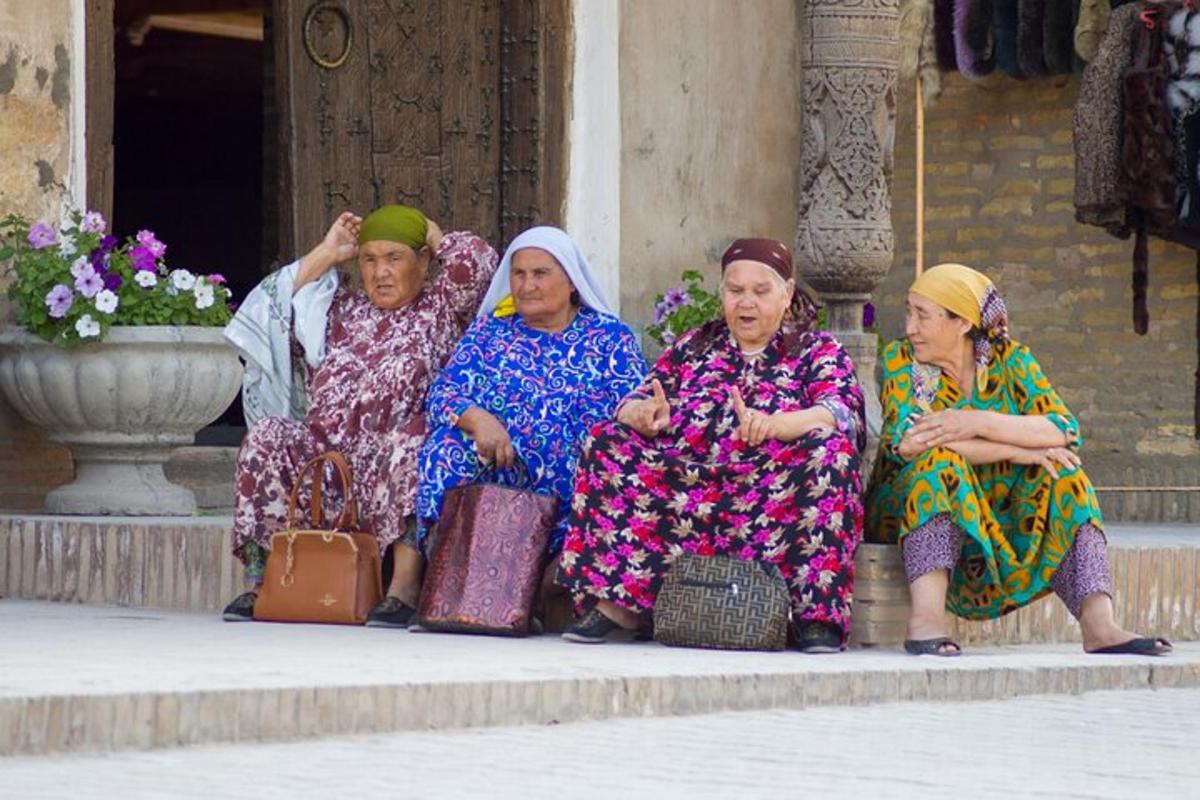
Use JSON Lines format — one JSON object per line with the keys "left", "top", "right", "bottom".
{"left": 231, "top": 232, "right": 498, "bottom": 565}
{"left": 557, "top": 320, "right": 866, "bottom": 644}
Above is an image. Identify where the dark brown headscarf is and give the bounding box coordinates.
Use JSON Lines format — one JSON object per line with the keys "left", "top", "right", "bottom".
{"left": 720, "top": 237, "right": 820, "bottom": 333}
{"left": 672, "top": 237, "right": 821, "bottom": 355}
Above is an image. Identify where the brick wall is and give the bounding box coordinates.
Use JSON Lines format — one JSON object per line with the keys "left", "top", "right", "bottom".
{"left": 878, "top": 73, "right": 1200, "bottom": 521}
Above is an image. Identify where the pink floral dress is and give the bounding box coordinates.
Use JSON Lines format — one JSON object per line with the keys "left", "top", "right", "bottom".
{"left": 557, "top": 320, "right": 867, "bottom": 644}
{"left": 231, "top": 232, "right": 498, "bottom": 567}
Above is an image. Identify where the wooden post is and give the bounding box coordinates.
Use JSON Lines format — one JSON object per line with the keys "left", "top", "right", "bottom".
{"left": 915, "top": 75, "right": 925, "bottom": 278}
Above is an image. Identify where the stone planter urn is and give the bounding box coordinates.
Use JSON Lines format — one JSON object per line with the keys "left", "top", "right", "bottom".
{"left": 0, "top": 326, "right": 242, "bottom": 515}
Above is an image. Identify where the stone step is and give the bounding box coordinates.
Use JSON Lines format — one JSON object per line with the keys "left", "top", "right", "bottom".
{"left": 3, "top": 514, "right": 1197, "bottom": 647}
{"left": 1, "top": 600, "right": 1197, "bottom": 757}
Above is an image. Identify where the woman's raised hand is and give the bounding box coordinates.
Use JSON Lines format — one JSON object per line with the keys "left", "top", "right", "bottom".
{"left": 620, "top": 379, "right": 671, "bottom": 437}
{"left": 425, "top": 218, "right": 444, "bottom": 252}
{"left": 732, "top": 386, "right": 778, "bottom": 445}
{"left": 321, "top": 212, "right": 362, "bottom": 265}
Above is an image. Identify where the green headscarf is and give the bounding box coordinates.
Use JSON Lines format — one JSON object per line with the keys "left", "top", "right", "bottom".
{"left": 357, "top": 204, "right": 427, "bottom": 249}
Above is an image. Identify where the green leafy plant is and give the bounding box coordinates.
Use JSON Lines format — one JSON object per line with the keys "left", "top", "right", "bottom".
{"left": 1, "top": 210, "right": 232, "bottom": 346}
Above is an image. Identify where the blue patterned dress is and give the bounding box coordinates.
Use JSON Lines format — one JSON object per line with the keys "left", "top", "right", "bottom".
{"left": 416, "top": 307, "right": 647, "bottom": 551}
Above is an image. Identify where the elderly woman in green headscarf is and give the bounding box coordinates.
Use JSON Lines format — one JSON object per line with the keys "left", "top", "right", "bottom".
{"left": 221, "top": 206, "right": 499, "bottom": 622}
{"left": 867, "top": 263, "right": 1171, "bottom": 657}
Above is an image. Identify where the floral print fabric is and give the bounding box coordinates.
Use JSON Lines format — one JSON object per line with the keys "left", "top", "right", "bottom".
{"left": 866, "top": 338, "right": 1104, "bottom": 620}
{"left": 416, "top": 307, "right": 647, "bottom": 551}
{"left": 231, "top": 232, "right": 498, "bottom": 563}
{"left": 557, "top": 321, "right": 866, "bottom": 645}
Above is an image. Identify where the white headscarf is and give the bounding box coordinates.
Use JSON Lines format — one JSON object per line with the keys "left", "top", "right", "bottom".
{"left": 476, "top": 226, "right": 615, "bottom": 318}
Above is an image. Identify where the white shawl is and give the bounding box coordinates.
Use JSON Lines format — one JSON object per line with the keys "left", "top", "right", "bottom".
{"left": 222, "top": 260, "right": 339, "bottom": 425}
{"left": 476, "top": 226, "right": 615, "bottom": 317}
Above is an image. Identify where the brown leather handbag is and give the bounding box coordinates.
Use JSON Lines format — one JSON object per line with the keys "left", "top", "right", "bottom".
{"left": 253, "top": 451, "right": 383, "bottom": 625}
{"left": 416, "top": 462, "right": 559, "bottom": 636}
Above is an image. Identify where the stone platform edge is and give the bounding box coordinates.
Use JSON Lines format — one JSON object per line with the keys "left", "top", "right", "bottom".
{"left": 2, "top": 658, "right": 1198, "bottom": 757}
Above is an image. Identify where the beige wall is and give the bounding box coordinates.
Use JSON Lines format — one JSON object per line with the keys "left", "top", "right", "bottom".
{"left": 0, "top": 0, "right": 76, "bottom": 508}
{"left": 618, "top": 0, "right": 802, "bottom": 338}
{"left": 0, "top": 0, "right": 74, "bottom": 228}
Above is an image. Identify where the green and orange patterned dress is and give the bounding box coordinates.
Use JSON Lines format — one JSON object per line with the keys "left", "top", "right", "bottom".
{"left": 865, "top": 338, "right": 1105, "bottom": 620}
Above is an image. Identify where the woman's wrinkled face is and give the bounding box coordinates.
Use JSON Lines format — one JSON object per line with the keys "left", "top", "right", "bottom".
{"left": 510, "top": 247, "right": 574, "bottom": 321}
{"left": 358, "top": 240, "right": 430, "bottom": 310}
{"left": 905, "top": 291, "right": 972, "bottom": 363}
{"left": 721, "top": 260, "right": 794, "bottom": 350}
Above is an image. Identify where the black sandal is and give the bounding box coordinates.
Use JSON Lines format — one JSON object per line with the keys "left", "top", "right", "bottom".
{"left": 1087, "top": 637, "right": 1173, "bottom": 656}
{"left": 904, "top": 637, "right": 962, "bottom": 657}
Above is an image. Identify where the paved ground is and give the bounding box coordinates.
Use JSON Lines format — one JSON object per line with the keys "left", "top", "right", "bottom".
{"left": 4, "top": 688, "right": 1198, "bottom": 799}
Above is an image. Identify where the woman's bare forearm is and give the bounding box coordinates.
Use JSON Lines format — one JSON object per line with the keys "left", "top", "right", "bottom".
{"left": 975, "top": 411, "right": 1068, "bottom": 449}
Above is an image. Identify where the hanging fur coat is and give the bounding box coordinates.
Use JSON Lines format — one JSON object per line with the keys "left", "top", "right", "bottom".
{"left": 900, "top": 0, "right": 943, "bottom": 105}
{"left": 959, "top": 0, "right": 998, "bottom": 78}
{"left": 1073, "top": 2, "right": 1146, "bottom": 235}
{"left": 1074, "top": 0, "right": 1111, "bottom": 61}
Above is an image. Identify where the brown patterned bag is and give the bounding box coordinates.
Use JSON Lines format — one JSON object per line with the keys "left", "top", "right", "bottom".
{"left": 654, "top": 554, "right": 790, "bottom": 651}
{"left": 253, "top": 451, "right": 383, "bottom": 625}
{"left": 416, "top": 462, "right": 559, "bottom": 636}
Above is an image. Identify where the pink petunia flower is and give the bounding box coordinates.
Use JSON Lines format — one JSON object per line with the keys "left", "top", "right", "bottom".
{"left": 27, "top": 222, "right": 56, "bottom": 250}
{"left": 136, "top": 230, "right": 167, "bottom": 258}
{"left": 80, "top": 211, "right": 106, "bottom": 234}
{"left": 75, "top": 270, "right": 104, "bottom": 298}
{"left": 45, "top": 284, "right": 73, "bottom": 318}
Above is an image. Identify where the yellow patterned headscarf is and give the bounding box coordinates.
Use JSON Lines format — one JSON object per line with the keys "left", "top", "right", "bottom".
{"left": 909, "top": 263, "right": 1010, "bottom": 395}
{"left": 909, "top": 263, "right": 991, "bottom": 327}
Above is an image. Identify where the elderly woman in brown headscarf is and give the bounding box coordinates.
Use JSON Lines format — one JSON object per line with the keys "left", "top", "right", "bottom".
{"left": 556, "top": 238, "right": 866, "bottom": 652}
{"left": 867, "top": 263, "right": 1172, "bottom": 657}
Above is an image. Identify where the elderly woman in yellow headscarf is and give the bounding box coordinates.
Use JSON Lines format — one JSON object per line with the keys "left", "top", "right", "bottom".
{"left": 221, "top": 205, "right": 499, "bottom": 623}
{"left": 867, "top": 264, "right": 1171, "bottom": 656}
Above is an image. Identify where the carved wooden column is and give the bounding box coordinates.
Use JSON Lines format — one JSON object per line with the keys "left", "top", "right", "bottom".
{"left": 795, "top": 0, "right": 898, "bottom": 466}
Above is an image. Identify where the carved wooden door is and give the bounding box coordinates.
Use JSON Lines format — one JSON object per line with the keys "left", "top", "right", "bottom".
{"left": 272, "top": 0, "right": 565, "bottom": 262}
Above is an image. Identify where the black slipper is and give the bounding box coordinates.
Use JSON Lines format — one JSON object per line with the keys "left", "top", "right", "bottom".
{"left": 904, "top": 637, "right": 962, "bottom": 657}
{"left": 1087, "top": 637, "right": 1173, "bottom": 656}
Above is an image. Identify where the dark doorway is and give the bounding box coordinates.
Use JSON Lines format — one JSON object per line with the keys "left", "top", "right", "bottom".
{"left": 112, "top": 3, "right": 267, "bottom": 440}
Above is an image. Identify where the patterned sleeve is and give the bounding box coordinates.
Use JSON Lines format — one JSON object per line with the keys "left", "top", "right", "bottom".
{"left": 430, "top": 231, "right": 500, "bottom": 328}
{"left": 425, "top": 316, "right": 498, "bottom": 428}
{"left": 878, "top": 339, "right": 921, "bottom": 465}
{"left": 582, "top": 319, "right": 649, "bottom": 427}
{"left": 802, "top": 331, "right": 867, "bottom": 452}
{"left": 1004, "top": 342, "right": 1083, "bottom": 450}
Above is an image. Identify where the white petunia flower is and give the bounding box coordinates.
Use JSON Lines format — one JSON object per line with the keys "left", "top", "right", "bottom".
{"left": 193, "top": 283, "right": 215, "bottom": 310}
{"left": 58, "top": 238, "right": 77, "bottom": 258}
{"left": 170, "top": 269, "right": 197, "bottom": 291}
{"left": 75, "top": 313, "right": 101, "bottom": 338}
{"left": 134, "top": 270, "right": 158, "bottom": 288}
{"left": 70, "top": 256, "right": 92, "bottom": 279}
{"left": 94, "top": 289, "right": 118, "bottom": 314}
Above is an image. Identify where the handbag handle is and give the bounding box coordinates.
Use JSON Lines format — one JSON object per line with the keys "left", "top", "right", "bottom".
{"left": 472, "top": 452, "right": 537, "bottom": 490}
{"left": 286, "top": 450, "right": 359, "bottom": 531}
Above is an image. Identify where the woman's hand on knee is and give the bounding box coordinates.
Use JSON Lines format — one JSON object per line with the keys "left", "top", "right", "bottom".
{"left": 909, "top": 409, "right": 982, "bottom": 450}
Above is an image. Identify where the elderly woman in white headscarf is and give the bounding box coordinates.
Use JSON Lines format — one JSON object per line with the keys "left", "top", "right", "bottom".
{"left": 364, "top": 225, "right": 647, "bottom": 627}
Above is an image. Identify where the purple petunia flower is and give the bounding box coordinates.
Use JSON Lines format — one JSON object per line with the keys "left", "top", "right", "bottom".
{"left": 207, "top": 273, "right": 226, "bottom": 285}
{"left": 102, "top": 271, "right": 123, "bottom": 292}
{"left": 75, "top": 270, "right": 104, "bottom": 298}
{"left": 45, "top": 284, "right": 74, "bottom": 318}
{"left": 80, "top": 211, "right": 106, "bottom": 234}
{"left": 27, "top": 222, "right": 57, "bottom": 250}
{"left": 862, "top": 301, "right": 875, "bottom": 329}
{"left": 130, "top": 245, "right": 157, "bottom": 273}
{"left": 136, "top": 230, "right": 167, "bottom": 259}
